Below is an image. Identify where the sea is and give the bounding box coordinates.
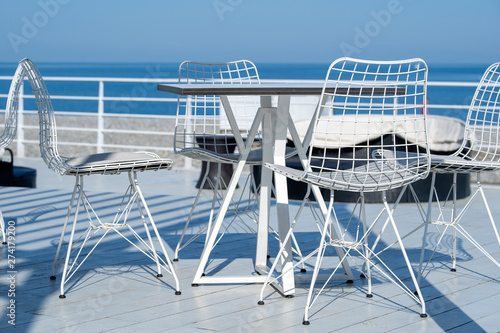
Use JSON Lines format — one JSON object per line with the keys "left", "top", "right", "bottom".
{"left": 0, "top": 62, "right": 490, "bottom": 121}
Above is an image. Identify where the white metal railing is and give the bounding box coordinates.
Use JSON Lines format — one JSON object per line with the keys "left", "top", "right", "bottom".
{"left": 0, "top": 76, "right": 179, "bottom": 158}
{"left": 0, "top": 75, "right": 479, "bottom": 169}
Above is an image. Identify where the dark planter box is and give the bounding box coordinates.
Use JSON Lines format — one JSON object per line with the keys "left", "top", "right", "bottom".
{"left": 0, "top": 166, "right": 37, "bottom": 188}
{"left": 251, "top": 137, "right": 470, "bottom": 204}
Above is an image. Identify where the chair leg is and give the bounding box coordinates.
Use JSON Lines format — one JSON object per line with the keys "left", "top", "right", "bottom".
{"left": 56, "top": 173, "right": 181, "bottom": 297}
{"left": 129, "top": 172, "right": 169, "bottom": 278}
{"left": 180, "top": 161, "right": 304, "bottom": 268}
{"left": 360, "top": 193, "right": 373, "bottom": 298}
{"left": 296, "top": 189, "right": 427, "bottom": 325}
{"left": 382, "top": 194, "right": 427, "bottom": 317}
{"left": 50, "top": 176, "right": 80, "bottom": 280}
{"left": 258, "top": 186, "right": 321, "bottom": 305}
{"left": 363, "top": 185, "right": 408, "bottom": 272}
{"left": 133, "top": 189, "right": 162, "bottom": 277}
{"left": 174, "top": 163, "right": 221, "bottom": 261}
{"left": 303, "top": 192, "right": 335, "bottom": 325}
{"left": 417, "top": 172, "right": 436, "bottom": 285}
{"left": 420, "top": 172, "right": 500, "bottom": 279}
{"left": 275, "top": 184, "right": 318, "bottom": 273}
{"left": 477, "top": 174, "right": 500, "bottom": 247}
{"left": 451, "top": 173, "right": 458, "bottom": 271}
{"left": 59, "top": 175, "right": 85, "bottom": 298}
{"left": 174, "top": 166, "right": 212, "bottom": 261}
{"left": 362, "top": 184, "right": 429, "bottom": 280}
{"left": 287, "top": 185, "right": 315, "bottom": 273}
{"left": 131, "top": 172, "right": 181, "bottom": 295}
{"left": 419, "top": 172, "right": 462, "bottom": 277}
{"left": 205, "top": 163, "right": 223, "bottom": 245}
{"left": 258, "top": 210, "right": 298, "bottom": 304}
{"left": 290, "top": 230, "right": 307, "bottom": 273}
{"left": 453, "top": 174, "right": 500, "bottom": 268}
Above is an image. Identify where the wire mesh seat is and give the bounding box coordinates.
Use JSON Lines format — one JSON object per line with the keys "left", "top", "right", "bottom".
{"left": 417, "top": 62, "right": 500, "bottom": 279}
{"left": 0, "top": 62, "right": 24, "bottom": 245}
{"left": 173, "top": 60, "right": 298, "bottom": 262}
{"left": 20, "top": 58, "right": 181, "bottom": 298}
{"left": 257, "top": 57, "right": 430, "bottom": 324}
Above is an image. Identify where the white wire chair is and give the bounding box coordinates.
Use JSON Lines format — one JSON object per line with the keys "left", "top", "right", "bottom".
{"left": 0, "top": 62, "right": 24, "bottom": 245}
{"left": 257, "top": 57, "right": 430, "bottom": 324}
{"left": 20, "top": 58, "right": 181, "bottom": 298}
{"left": 173, "top": 60, "right": 299, "bottom": 264}
{"left": 417, "top": 62, "right": 500, "bottom": 280}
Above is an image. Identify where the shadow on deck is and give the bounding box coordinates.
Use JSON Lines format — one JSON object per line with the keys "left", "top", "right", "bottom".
{"left": 0, "top": 157, "right": 499, "bottom": 332}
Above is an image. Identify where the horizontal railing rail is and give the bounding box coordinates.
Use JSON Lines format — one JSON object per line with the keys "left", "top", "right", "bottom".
{"left": 0, "top": 75, "right": 480, "bottom": 169}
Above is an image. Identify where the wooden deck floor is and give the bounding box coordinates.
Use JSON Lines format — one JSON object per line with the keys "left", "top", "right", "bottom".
{"left": 1, "top": 158, "right": 500, "bottom": 332}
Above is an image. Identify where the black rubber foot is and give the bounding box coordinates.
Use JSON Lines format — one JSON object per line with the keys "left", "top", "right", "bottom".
{"left": 346, "top": 280, "right": 354, "bottom": 284}
{"left": 175, "top": 291, "right": 182, "bottom": 295}
{"left": 202, "top": 273, "right": 206, "bottom": 276}
{"left": 450, "top": 268, "right": 457, "bottom": 272}
{"left": 173, "top": 258, "right": 179, "bottom": 262}
{"left": 157, "top": 274, "right": 163, "bottom": 278}
{"left": 2, "top": 242, "right": 6, "bottom": 245}
{"left": 59, "top": 295, "right": 66, "bottom": 299}
{"left": 285, "top": 295, "right": 294, "bottom": 298}
{"left": 267, "top": 255, "right": 271, "bottom": 259}
{"left": 300, "top": 268, "right": 307, "bottom": 273}
{"left": 191, "top": 283, "right": 199, "bottom": 287}
{"left": 360, "top": 273, "right": 366, "bottom": 278}
{"left": 414, "top": 291, "right": 419, "bottom": 296}
{"left": 257, "top": 301, "right": 265, "bottom": 305}
{"left": 366, "top": 294, "right": 373, "bottom": 298}
{"left": 50, "top": 276, "right": 56, "bottom": 280}
{"left": 420, "top": 313, "right": 428, "bottom": 318}
{"left": 302, "top": 320, "right": 310, "bottom": 325}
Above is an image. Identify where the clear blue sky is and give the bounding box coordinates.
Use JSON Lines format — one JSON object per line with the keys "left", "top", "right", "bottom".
{"left": 0, "top": 0, "right": 498, "bottom": 64}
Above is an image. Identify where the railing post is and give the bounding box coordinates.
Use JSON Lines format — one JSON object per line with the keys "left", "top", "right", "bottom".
{"left": 185, "top": 96, "right": 192, "bottom": 169}
{"left": 97, "top": 80, "right": 104, "bottom": 153}
{"left": 17, "top": 79, "right": 25, "bottom": 158}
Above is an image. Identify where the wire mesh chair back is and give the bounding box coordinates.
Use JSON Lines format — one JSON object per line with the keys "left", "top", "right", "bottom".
{"left": 174, "top": 60, "right": 261, "bottom": 162}
{"left": 455, "top": 62, "right": 500, "bottom": 164}
{"left": 20, "top": 59, "right": 67, "bottom": 175}
{"left": 305, "top": 57, "right": 429, "bottom": 192}
{"left": 1, "top": 63, "right": 24, "bottom": 148}
{"left": 1, "top": 63, "right": 25, "bottom": 246}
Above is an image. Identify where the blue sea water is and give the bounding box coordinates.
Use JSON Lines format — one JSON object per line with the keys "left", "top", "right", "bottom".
{"left": 0, "top": 62, "right": 490, "bottom": 121}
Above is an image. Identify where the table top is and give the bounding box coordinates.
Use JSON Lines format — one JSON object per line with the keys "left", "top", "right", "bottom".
{"left": 157, "top": 83, "right": 405, "bottom": 96}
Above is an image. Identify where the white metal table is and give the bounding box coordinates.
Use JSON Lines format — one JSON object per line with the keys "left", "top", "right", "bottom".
{"left": 158, "top": 83, "right": 365, "bottom": 295}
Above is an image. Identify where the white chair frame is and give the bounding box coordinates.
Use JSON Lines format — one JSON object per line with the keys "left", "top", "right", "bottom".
{"left": 257, "top": 57, "right": 430, "bottom": 324}
{"left": 20, "top": 58, "right": 181, "bottom": 298}
{"left": 417, "top": 62, "right": 500, "bottom": 280}
{"left": 173, "top": 60, "right": 302, "bottom": 268}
